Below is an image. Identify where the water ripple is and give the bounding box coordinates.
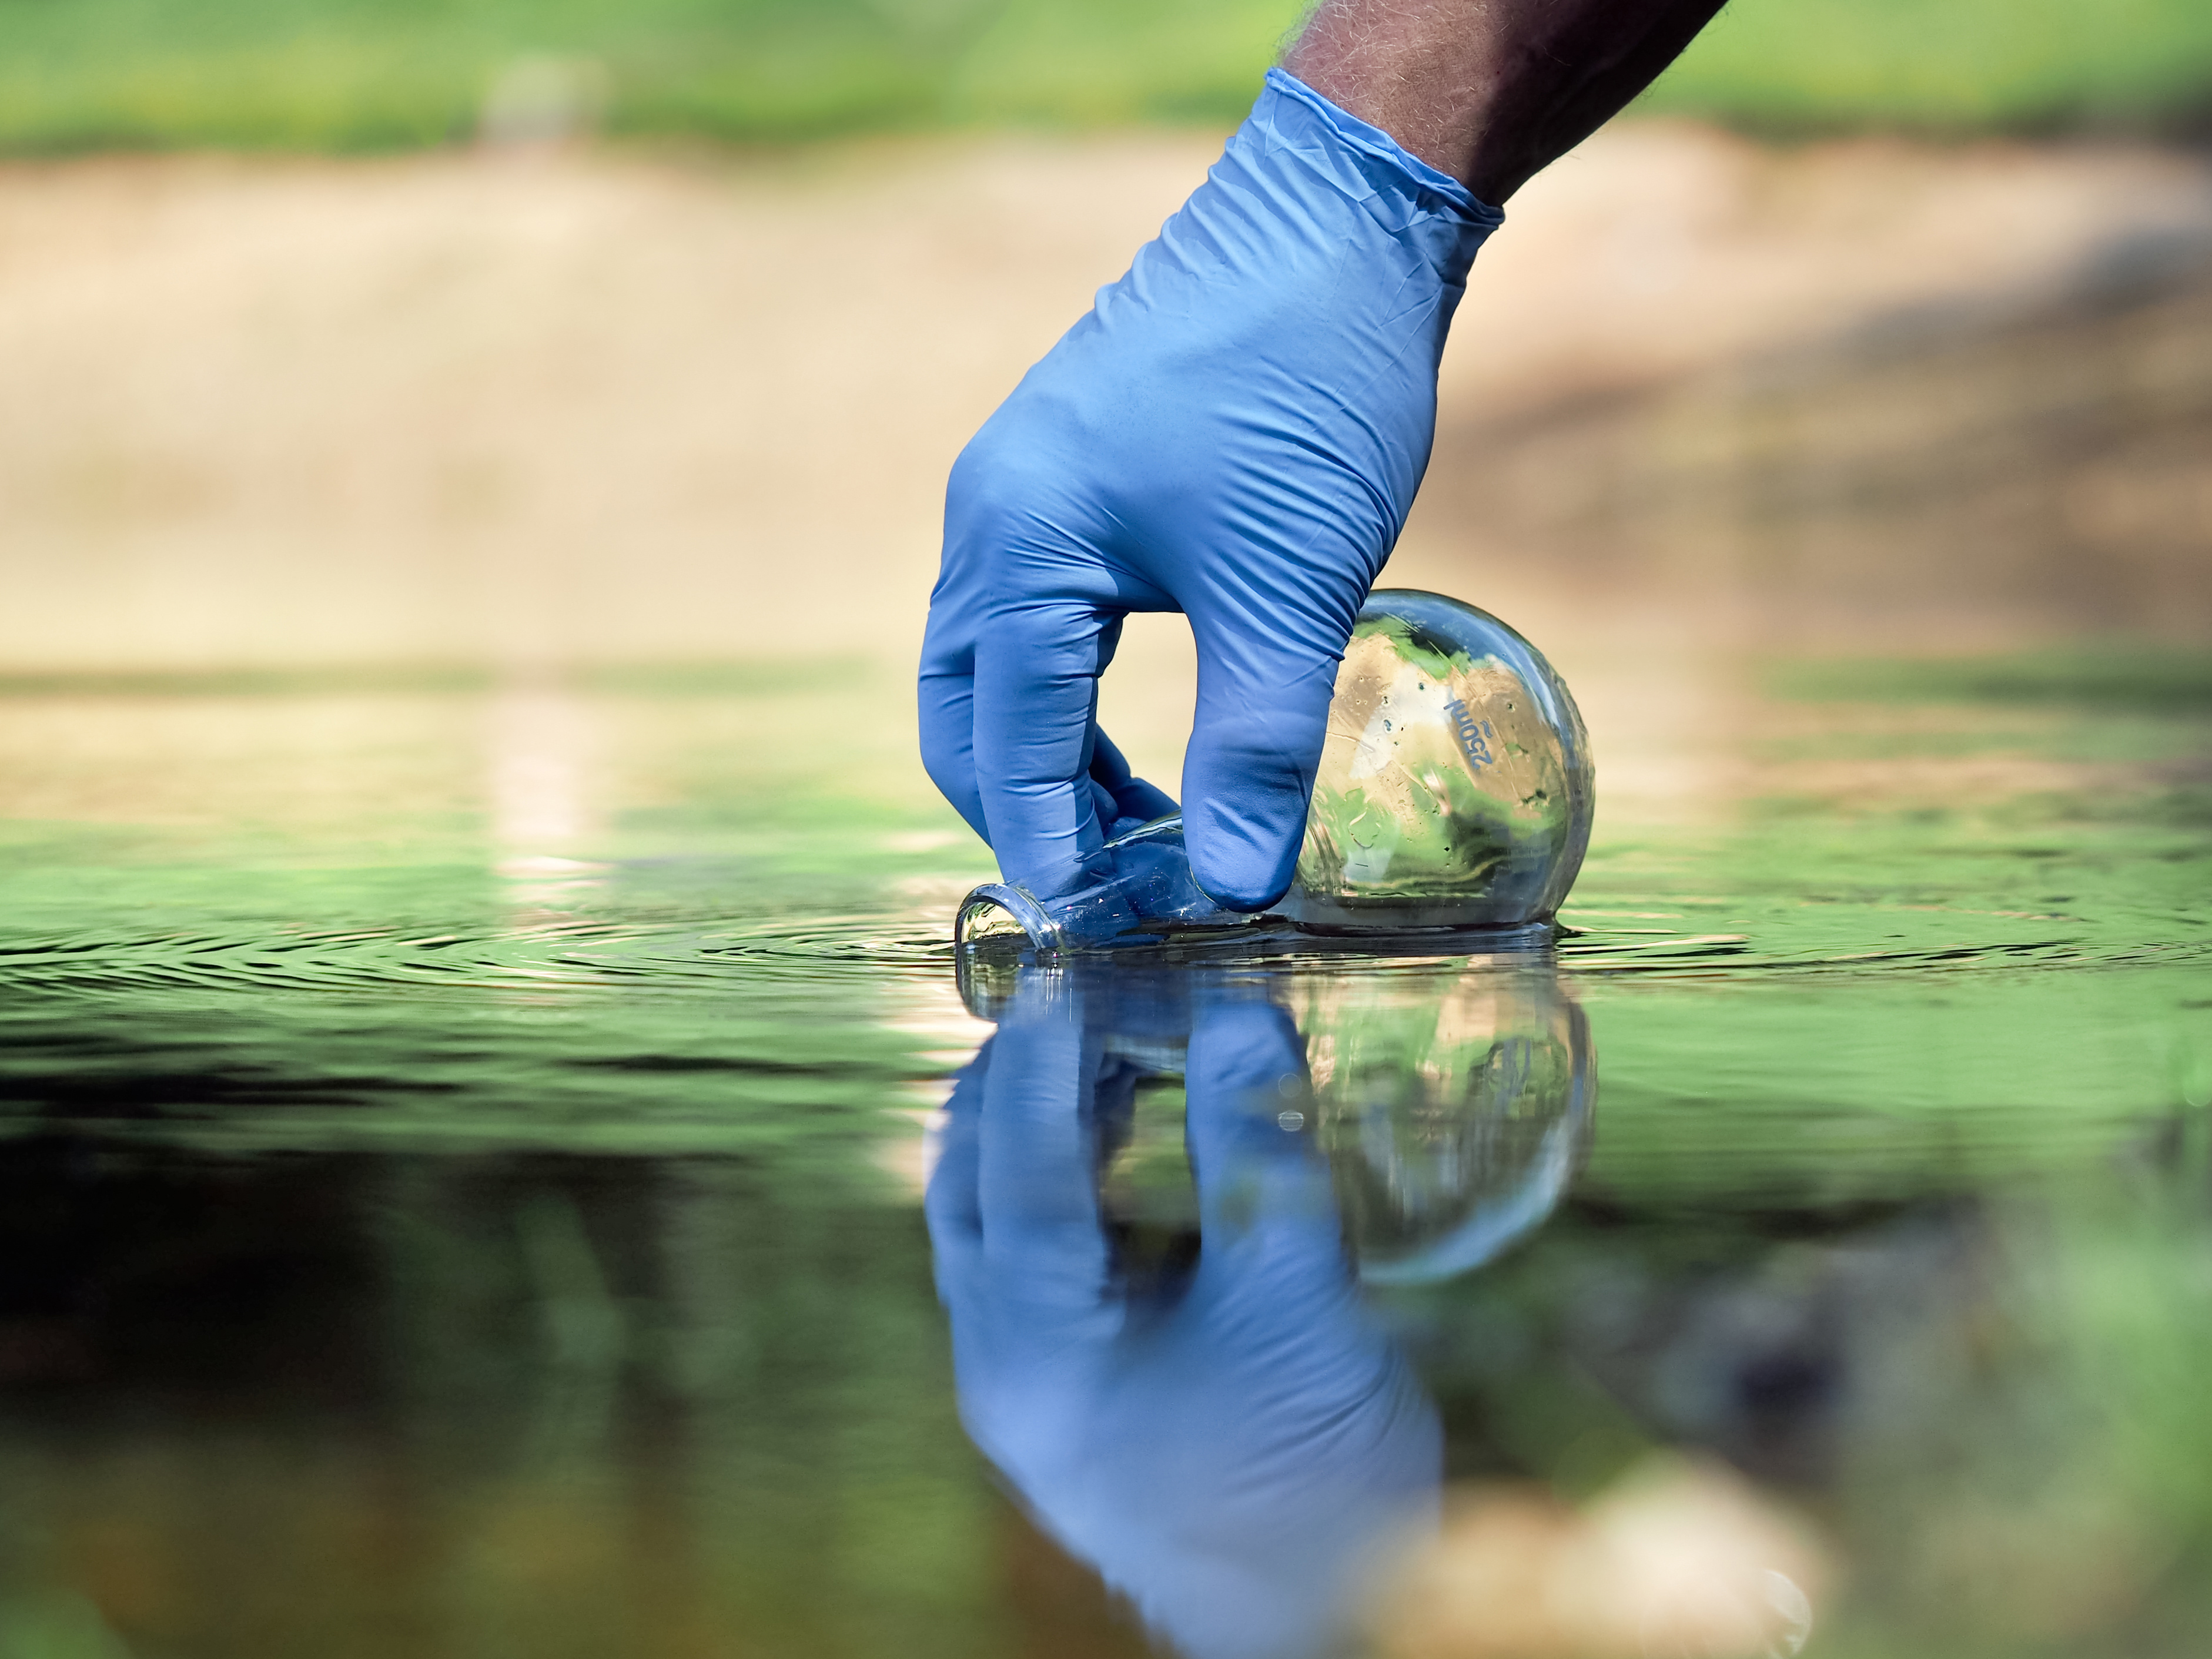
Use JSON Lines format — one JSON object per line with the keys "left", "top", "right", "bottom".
{"left": 0, "top": 904, "right": 2188, "bottom": 1004}
{"left": 0, "top": 915, "right": 950, "bottom": 1003}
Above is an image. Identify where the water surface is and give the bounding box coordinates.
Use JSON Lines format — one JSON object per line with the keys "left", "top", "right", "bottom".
{"left": 0, "top": 650, "right": 2207, "bottom": 1658}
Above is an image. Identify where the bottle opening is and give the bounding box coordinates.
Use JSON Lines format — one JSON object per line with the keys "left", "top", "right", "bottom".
{"left": 953, "top": 884, "right": 1059, "bottom": 953}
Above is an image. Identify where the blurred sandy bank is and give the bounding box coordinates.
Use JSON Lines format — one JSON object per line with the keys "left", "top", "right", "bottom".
{"left": 1, "top": 121, "right": 2207, "bottom": 690}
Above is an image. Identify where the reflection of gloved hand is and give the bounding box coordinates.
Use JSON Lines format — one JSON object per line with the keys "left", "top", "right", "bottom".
{"left": 925, "top": 975, "right": 1439, "bottom": 1659}
{"left": 918, "top": 69, "right": 1501, "bottom": 909}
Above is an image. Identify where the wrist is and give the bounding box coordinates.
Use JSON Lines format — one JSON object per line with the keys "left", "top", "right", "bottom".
{"left": 1253, "top": 68, "right": 1504, "bottom": 234}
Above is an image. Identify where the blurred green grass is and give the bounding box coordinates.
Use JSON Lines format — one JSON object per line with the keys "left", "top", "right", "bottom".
{"left": 2, "top": 0, "right": 2210, "bottom": 152}
{"left": 1643, "top": 0, "right": 2212, "bottom": 133}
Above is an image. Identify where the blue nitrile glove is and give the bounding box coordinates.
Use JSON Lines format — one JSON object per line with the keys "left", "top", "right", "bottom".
{"left": 925, "top": 967, "right": 1440, "bottom": 1659}
{"left": 919, "top": 69, "right": 1502, "bottom": 910}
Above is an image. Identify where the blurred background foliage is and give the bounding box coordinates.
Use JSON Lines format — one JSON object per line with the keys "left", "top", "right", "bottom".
{"left": 4, "top": 0, "right": 2211, "bottom": 153}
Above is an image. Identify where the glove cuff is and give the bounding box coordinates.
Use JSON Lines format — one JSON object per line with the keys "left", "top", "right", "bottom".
{"left": 1259, "top": 66, "right": 1505, "bottom": 233}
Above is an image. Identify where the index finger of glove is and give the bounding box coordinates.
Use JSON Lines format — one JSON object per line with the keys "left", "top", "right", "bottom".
{"left": 971, "top": 995, "right": 1117, "bottom": 1314}
{"left": 971, "top": 595, "right": 1122, "bottom": 901}
{"left": 919, "top": 602, "right": 988, "bottom": 843}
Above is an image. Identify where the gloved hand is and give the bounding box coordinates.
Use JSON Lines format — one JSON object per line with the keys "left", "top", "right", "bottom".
{"left": 919, "top": 69, "right": 1501, "bottom": 909}
{"left": 924, "top": 964, "right": 1439, "bottom": 1659}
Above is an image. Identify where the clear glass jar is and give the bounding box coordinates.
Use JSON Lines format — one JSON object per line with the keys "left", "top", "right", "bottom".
{"left": 1281, "top": 589, "right": 1593, "bottom": 931}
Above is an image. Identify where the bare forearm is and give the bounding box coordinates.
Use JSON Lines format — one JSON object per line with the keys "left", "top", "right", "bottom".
{"left": 1283, "top": 0, "right": 1729, "bottom": 203}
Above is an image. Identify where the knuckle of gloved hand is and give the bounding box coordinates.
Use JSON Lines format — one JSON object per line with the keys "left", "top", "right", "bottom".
{"left": 990, "top": 606, "right": 1108, "bottom": 686}
{"left": 945, "top": 418, "right": 1067, "bottom": 548}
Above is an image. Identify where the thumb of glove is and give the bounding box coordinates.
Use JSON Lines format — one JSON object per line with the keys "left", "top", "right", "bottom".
{"left": 1180, "top": 607, "right": 1346, "bottom": 911}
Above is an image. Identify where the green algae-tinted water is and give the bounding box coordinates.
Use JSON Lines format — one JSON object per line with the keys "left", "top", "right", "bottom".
{"left": 0, "top": 651, "right": 2207, "bottom": 1659}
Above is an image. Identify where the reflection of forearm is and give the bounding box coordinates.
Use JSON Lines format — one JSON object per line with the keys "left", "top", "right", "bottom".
{"left": 1284, "top": 0, "right": 1729, "bottom": 202}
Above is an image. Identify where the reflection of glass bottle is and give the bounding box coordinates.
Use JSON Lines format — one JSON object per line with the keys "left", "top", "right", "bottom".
{"left": 949, "top": 951, "right": 1594, "bottom": 1288}
{"left": 1298, "top": 960, "right": 1593, "bottom": 1285}
{"left": 955, "top": 590, "right": 1595, "bottom": 952}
